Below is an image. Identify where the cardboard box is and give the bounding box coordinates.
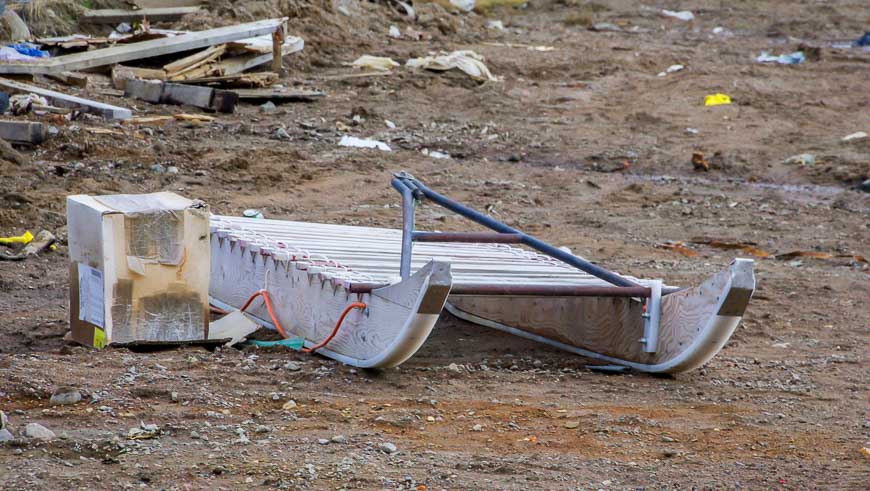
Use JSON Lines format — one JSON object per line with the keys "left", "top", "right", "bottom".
{"left": 67, "top": 192, "right": 210, "bottom": 347}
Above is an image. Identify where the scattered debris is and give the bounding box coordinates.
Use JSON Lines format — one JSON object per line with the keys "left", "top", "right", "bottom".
{"left": 691, "top": 151, "right": 710, "bottom": 171}
{"left": 0, "top": 429, "right": 12, "bottom": 442}
{"left": 24, "top": 423, "right": 56, "bottom": 441}
{"left": 406, "top": 50, "right": 498, "bottom": 82}
{"left": 128, "top": 422, "right": 160, "bottom": 440}
{"left": 208, "top": 311, "right": 260, "bottom": 346}
{"left": 9, "top": 93, "right": 49, "bottom": 115}
{"left": 852, "top": 32, "right": 870, "bottom": 47}
{"left": 563, "top": 421, "right": 580, "bottom": 429}
{"left": 0, "top": 230, "right": 56, "bottom": 261}
{"left": 756, "top": 51, "right": 805, "bottom": 64}
{"left": 775, "top": 251, "right": 866, "bottom": 263}
{"left": 487, "top": 20, "right": 506, "bottom": 31}
{"left": 691, "top": 238, "right": 770, "bottom": 257}
{"left": 661, "top": 10, "right": 694, "bottom": 21}
{"left": 243, "top": 209, "right": 264, "bottom": 219}
{"left": 589, "top": 22, "right": 622, "bottom": 32}
{"left": 657, "top": 64, "right": 684, "bottom": 76}
{"left": 841, "top": 131, "right": 867, "bottom": 142}
{"left": 422, "top": 148, "right": 450, "bottom": 159}
{"left": 389, "top": 25, "right": 402, "bottom": 38}
{"left": 784, "top": 153, "right": 815, "bottom": 166}
{"left": 246, "top": 338, "right": 305, "bottom": 349}
{"left": 338, "top": 135, "right": 392, "bottom": 152}
{"left": 0, "top": 78, "right": 132, "bottom": 119}
{"left": 351, "top": 55, "right": 400, "bottom": 71}
{"left": 704, "top": 93, "right": 731, "bottom": 106}
{"left": 657, "top": 241, "right": 697, "bottom": 257}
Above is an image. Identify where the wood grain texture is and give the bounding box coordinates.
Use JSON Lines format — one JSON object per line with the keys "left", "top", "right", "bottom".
{"left": 0, "top": 78, "right": 132, "bottom": 119}
{"left": 80, "top": 7, "right": 201, "bottom": 24}
{"left": 209, "top": 235, "right": 450, "bottom": 367}
{"left": 448, "top": 260, "right": 754, "bottom": 372}
{"left": 0, "top": 19, "right": 285, "bottom": 75}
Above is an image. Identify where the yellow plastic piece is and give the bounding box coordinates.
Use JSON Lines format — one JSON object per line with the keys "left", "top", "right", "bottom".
{"left": 704, "top": 93, "right": 731, "bottom": 106}
{"left": 0, "top": 230, "right": 33, "bottom": 245}
{"left": 93, "top": 328, "right": 106, "bottom": 349}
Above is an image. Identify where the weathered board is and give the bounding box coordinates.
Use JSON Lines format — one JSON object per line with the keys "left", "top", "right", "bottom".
{"left": 0, "top": 78, "right": 132, "bottom": 119}
{"left": 0, "top": 19, "right": 286, "bottom": 75}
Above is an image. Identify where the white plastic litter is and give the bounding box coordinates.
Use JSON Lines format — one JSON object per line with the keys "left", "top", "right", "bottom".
{"left": 662, "top": 10, "right": 694, "bottom": 21}
{"left": 389, "top": 25, "right": 401, "bottom": 38}
{"left": 842, "top": 131, "right": 867, "bottom": 142}
{"left": 449, "top": 0, "right": 475, "bottom": 12}
{"left": 422, "top": 149, "right": 450, "bottom": 159}
{"left": 339, "top": 135, "right": 392, "bottom": 152}
{"left": 657, "top": 64, "right": 684, "bottom": 76}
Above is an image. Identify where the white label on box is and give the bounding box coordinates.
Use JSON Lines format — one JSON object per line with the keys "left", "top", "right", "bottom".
{"left": 78, "top": 263, "right": 104, "bottom": 328}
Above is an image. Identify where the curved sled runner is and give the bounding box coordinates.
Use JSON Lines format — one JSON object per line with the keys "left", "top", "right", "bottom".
{"left": 446, "top": 258, "right": 754, "bottom": 374}
{"left": 209, "top": 228, "right": 452, "bottom": 368}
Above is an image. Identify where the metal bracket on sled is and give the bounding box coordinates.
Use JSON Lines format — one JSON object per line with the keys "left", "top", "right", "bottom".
{"left": 391, "top": 171, "right": 662, "bottom": 353}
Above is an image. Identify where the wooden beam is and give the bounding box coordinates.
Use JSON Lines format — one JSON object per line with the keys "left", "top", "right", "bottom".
{"left": 233, "top": 88, "right": 324, "bottom": 103}
{"left": 124, "top": 79, "right": 237, "bottom": 113}
{"left": 0, "top": 121, "right": 47, "bottom": 145}
{"left": 164, "top": 44, "right": 225, "bottom": 76}
{"left": 111, "top": 65, "right": 167, "bottom": 90}
{"left": 45, "top": 71, "right": 89, "bottom": 88}
{"left": 272, "top": 28, "right": 284, "bottom": 74}
{"left": 134, "top": 0, "right": 203, "bottom": 8}
{"left": 0, "top": 78, "right": 133, "bottom": 119}
{"left": 80, "top": 7, "right": 202, "bottom": 24}
{"left": 0, "top": 18, "right": 286, "bottom": 75}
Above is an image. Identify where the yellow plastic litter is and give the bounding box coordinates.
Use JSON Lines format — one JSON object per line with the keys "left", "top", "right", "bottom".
{"left": 704, "top": 93, "right": 731, "bottom": 106}
{"left": 0, "top": 230, "right": 33, "bottom": 245}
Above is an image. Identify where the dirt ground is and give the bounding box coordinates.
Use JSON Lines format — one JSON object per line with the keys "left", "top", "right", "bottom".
{"left": 1, "top": 0, "right": 869, "bottom": 489}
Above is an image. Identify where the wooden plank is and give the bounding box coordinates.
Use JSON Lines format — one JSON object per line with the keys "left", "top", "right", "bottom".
{"left": 0, "top": 78, "right": 132, "bottom": 119}
{"left": 124, "top": 79, "right": 237, "bottom": 113}
{"left": 174, "top": 72, "right": 278, "bottom": 88}
{"left": 164, "top": 44, "right": 225, "bottom": 76}
{"left": 80, "top": 7, "right": 202, "bottom": 24}
{"left": 233, "top": 88, "right": 324, "bottom": 102}
{"left": 272, "top": 28, "right": 283, "bottom": 74}
{"left": 0, "top": 121, "right": 47, "bottom": 145}
{"left": 45, "top": 71, "right": 89, "bottom": 88}
{"left": 0, "top": 19, "right": 286, "bottom": 75}
{"left": 134, "top": 0, "right": 203, "bottom": 8}
{"left": 111, "top": 66, "right": 166, "bottom": 90}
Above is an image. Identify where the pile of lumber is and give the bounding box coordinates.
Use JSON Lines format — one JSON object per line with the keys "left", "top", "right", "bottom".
{"left": 0, "top": 17, "right": 317, "bottom": 123}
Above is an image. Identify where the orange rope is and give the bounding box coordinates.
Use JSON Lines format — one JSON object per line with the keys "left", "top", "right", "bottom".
{"left": 230, "top": 289, "right": 366, "bottom": 354}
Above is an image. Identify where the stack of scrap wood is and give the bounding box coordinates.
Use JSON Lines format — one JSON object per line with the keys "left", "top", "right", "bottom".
{"left": 0, "top": 17, "right": 316, "bottom": 122}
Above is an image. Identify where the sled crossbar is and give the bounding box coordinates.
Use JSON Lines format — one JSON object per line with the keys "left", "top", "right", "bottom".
{"left": 391, "top": 172, "right": 643, "bottom": 290}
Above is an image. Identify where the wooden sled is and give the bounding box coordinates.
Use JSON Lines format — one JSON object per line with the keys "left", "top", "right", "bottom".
{"left": 207, "top": 173, "right": 754, "bottom": 372}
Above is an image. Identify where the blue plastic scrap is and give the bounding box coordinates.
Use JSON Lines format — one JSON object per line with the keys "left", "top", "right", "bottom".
{"left": 7, "top": 43, "right": 49, "bottom": 58}
{"left": 756, "top": 51, "right": 805, "bottom": 65}
{"left": 854, "top": 32, "right": 870, "bottom": 47}
{"left": 244, "top": 338, "right": 305, "bottom": 350}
